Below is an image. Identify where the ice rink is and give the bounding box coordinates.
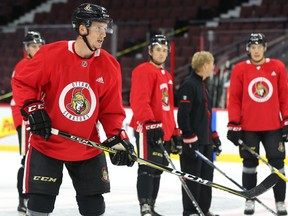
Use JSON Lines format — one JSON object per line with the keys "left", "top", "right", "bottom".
{"left": 0, "top": 151, "right": 285, "bottom": 216}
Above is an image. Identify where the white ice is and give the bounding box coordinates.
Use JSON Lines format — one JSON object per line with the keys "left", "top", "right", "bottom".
{"left": 0, "top": 151, "right": 284, "bottom": 216}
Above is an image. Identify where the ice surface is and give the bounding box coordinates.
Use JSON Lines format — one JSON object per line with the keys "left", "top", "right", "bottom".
{"left": 0, "top": 151, "right": 284, "bottom": 216}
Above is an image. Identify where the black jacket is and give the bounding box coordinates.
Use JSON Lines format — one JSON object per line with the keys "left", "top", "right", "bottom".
{"left": 177, "top": 70, "right": 213, "bottom": 145}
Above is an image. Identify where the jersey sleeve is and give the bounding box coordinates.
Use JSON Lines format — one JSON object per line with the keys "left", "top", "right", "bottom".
{"left": 227, "top": 64, "right": 243, "bottom": 123}
{"left": 130, "top": 66, "right": 156, "bottom": 124}
{"left": 277, "top": 60, "right": 288, "bottom": 120}
{"left": 98, "top": 58, "right": 125, "bottom": 137}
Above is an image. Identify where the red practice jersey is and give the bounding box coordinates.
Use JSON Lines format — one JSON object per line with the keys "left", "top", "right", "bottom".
{"left": 12, "top": 41, "right": 125, "bottom": 161}
{"left": 228, "top": 58, "right": 288, "bottom": 131}
{"left": 129, "top": 62, "right": 176, "bottom": 141}
{"left": 11, "top": 58, "right": 29, "bottom": 128}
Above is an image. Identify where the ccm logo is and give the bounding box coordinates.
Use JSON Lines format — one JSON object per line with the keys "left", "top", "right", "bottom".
{"left": 145, "top": 123, "right": 162, "bottom": 130}
{"left": 28, "top": 103, "right": 44, "bottom": 112}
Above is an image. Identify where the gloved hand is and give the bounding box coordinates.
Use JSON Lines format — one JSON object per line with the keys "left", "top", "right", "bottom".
{"left": 144, "top": 121, "right": 164, "bottom": 146}
{"left": 212, "top": 131, "right": 222, "bottom": 156}
{"left": 102, "top": 129, "right": 136, "bottom": 167}
{"left": 227, "top": 122, "right": 242, "bottom": 146}
{"left": 182, "top": 133, "right": 198, "bottom": 158}
{"left": 281, "top": 118, "right": 288, "bottom": 142}
{"left": 20, "top": 100, "right": 51, "bottom": 141}
{"left": 171, "top": 128, "right": 183, "bottom": 154}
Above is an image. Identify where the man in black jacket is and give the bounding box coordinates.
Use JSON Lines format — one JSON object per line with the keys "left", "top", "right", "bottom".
{"left": 177, "top": 51, "right": 222, "bottom": 216}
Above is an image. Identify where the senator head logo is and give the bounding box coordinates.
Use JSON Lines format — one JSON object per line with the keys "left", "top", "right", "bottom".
{"left": 248, "top": 77, "right": 273, "bottom": 103}
{"left": 59, "top": 81, "right": 96, "bottom": 122}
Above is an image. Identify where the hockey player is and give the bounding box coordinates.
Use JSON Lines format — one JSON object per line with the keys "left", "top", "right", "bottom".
{"left": 11, "top": 3, "right": 135, "bottom": 216}
{"left": 227, "top": 33, "right": 288, "bottom": 215}
{"left": 10, "top": 31, "right": 45, "bottom": 215}
{"left": 129, "top": 34, "right": 183, "bottom": 216}
{"left": 177, "top": 51, "right": 221, "bottom": 216}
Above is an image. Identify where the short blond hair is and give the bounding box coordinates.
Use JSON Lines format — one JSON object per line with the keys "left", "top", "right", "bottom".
{"left": 191, "top": 51, "right": 214, "bottom": 72}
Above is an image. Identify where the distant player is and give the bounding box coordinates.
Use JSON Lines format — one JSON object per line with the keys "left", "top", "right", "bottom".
{"left": 10, "top": 31, "right": 45, "bottom": 216}
{"left": 227, "top": 33, "right": 288, "bottom": 215}
{"left": 129, "top": 34, "right": 183, "bottom": 216}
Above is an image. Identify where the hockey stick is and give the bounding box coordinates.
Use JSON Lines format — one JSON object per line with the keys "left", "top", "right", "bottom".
{"left": 238, "top": 139, "right": 288, "bottom": 182}
{"left": 195, "top": 150, "right": 278, "bottom": 215}
{"left": 159, "top": 142, "right": 204, "bottom": 216}
{"left": 50, "top": 128, "right": 278, "bottom": 199}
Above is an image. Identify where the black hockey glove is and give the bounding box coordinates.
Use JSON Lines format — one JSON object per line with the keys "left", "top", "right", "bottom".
{"left": 227, "top": 122, "right": 242, "bottom": 146}
{"left": 21, "top": 100, "right": 51, "bottom": 141}
{"left": 212, "top": 131, "right": 222, "bottom": 156}
{"left": 182, "top": 133, "right": 199, "bottom": 158}
{"left": 170, "top": 128, "right": 183, "bottom": 154}
{"left": 281, "top": 119, "right": 288, "bottom": 142}
{"left": 102, "top": 130, "right": 136, "bottom": 167}
{"left": 144, "top": 121, "right": 164, "bottom": 146}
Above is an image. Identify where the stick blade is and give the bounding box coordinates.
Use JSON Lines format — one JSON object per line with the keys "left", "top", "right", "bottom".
{"left": 244, "top": 173, "right": 278, "bottom": 199}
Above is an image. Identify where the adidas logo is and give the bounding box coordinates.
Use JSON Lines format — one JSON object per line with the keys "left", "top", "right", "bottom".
{"left": 96, "top": 77, "right": 104, "bottom": 84}
{"left": 271, "top": 71, "right": 276, "bottom": 76}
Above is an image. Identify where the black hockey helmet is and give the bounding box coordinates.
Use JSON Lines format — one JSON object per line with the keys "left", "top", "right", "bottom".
{"left": 72, "top": 3, "right": 113, "bottom": 34}
{"left": 148, "top": 34, "right": 170, "bottom": 51}
{"left": 246, "top": 33, "right": 267, "bottom": 51}
{"left": 23, "top": 31, "right": 45, "bottom": 48}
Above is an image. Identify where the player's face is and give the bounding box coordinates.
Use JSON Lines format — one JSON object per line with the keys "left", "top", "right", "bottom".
{"left": 87, "top": 21, "right": 107, "bottom": 49}
{"left": 26, "top": 43, "right": 43, "bottom": 58}
{"left": 249, "top": 44, "right": 265, "bottom": 65}
{"left": 149, "top": 44, "right": 169, "bottom": 65}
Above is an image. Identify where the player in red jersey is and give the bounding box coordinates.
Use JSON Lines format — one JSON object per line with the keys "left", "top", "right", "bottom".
{"left": 12, "top": 3, "right": 135, "bottom": 216}
{"left": 10, "top": 31, "right": 45, "bottom": 216}
{"left": 227, "top": 33, "right": 288, "bottom": 215}
{"left": 129, "top": 34, "right": 183, "bottom": 216}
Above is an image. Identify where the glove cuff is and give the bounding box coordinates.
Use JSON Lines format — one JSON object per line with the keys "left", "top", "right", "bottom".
{"left": 281, "top": 119, "right": 288, "bottom": 127}
{"left": 21, "top": 100, "right": 45, "bottom": 119}
{"left": 183, "top": 134, "right": 198, "bottom": 144}
{"left": 212, "top": 131, "right": 219, "bottom": 139}
{"left": 144, "top": 121, "right": 162, "bottom": 130}
{"left": 227, "top": 122, "right": 242, "bottom": 131}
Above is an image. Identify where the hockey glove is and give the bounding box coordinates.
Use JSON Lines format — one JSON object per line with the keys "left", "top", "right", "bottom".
{"left": 281, "top": 119, "right": 288, "bottom": 142}
{"left": 171, "top": 128, "right": 183, "bottom": 154}
{"left": 102, "top": 129, "right": 136, "bottom": 167}
{"left": 21, "top": 100, "right": 51, "bottom": 141}
{"left": 182, "top": 133, "right": 199, "bottom": 158}
{"left": 212, "top": 131, "right": 222, "bottom": 156}
{"left": 144, "top": 121, "right": 164, "bottom": 146}
{"left": 227, "top": 122, "right": 242, "bottom": 146}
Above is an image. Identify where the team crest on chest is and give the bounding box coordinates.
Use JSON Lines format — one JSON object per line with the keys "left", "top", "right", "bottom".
{"left": 248, "top": 77, "right": 273, "bottom": 103}
{"left": 160, "top": 83, "right": 170, "bottom": 111}
{"left": 59, "top": 81, "right": 96, "bottom": 122}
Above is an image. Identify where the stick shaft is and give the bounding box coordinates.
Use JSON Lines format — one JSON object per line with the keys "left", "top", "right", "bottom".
{"left": 159, "top": 143, "right": 204, "bottom": 216}
{"left": 195, "top": 150, "right": 278, "bottom": 215}
{"left": 238, "top": 139, "right": 288, "bottom": 182}
{"left": 50, "top": 128, "right": 275, "bottom": 199}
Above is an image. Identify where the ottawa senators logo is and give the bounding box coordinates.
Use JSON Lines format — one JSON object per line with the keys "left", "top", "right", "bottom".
{"left": 248, "top": 77, "right": 273, "bottom": 103}
{"left": 59, "top": 81, "right": 96, "bottom": 122}
{"left": 66, "top": 88, "right": 90, "bottom": 115}
{"left": 101, "top": 167, "right": 109, "bottom": 183}
{"left": 160, "top": 83, "right": 170, "bottom": 111}
{"left": 278, "top": 142, "right": 285, "bottom": 153}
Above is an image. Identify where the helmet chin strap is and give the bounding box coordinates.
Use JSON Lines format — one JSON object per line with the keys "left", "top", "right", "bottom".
{"left": 80, "top": 29, "right": 95, "bottom": 52}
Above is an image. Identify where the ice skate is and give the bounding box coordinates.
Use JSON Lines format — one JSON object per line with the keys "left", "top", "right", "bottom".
{"left": 17, "top": 198, "right": 27, "bottom": 216}
{"left": 140, "top": 203, "right": 152, "bottom": 216}
{"left": 276, "top": 201, "right": 287, "bottom": 215}
{"left": 205, "top": 211, "right": 219, "bottom": 216}
{"left": 244, "top": 199, "right": 255, "bottom": 215}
